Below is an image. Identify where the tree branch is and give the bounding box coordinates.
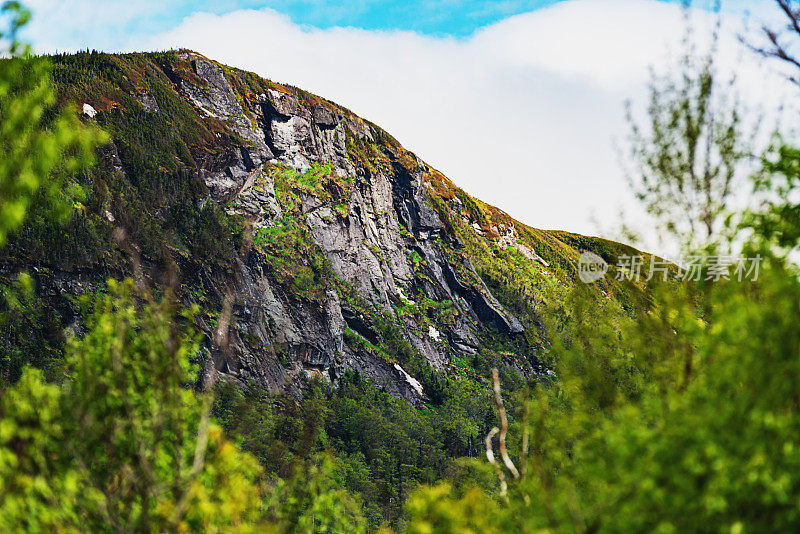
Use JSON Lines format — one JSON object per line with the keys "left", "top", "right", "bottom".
{"left": 491, "top": 368, "right": 520, "bottom": 480}
{"left": 484, "top": 427, "right": 507, "bottom": 496}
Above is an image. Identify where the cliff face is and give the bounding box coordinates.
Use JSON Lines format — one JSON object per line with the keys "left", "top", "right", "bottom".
{"left": 3, "top": 50, "right": 641, "bottom": 403}
{"left": 176, "top": 52, "right": 529, "bottom": 404}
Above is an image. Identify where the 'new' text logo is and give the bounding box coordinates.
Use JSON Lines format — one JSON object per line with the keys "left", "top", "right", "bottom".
{"left": 578, "top": 251, "right": 608, "bottom": 283}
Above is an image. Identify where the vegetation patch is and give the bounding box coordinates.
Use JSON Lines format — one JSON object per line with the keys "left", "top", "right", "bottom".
{"left": 254, "top": 215, "right": 332, "bottom": 302}
{"left": 270, "top": 161, "right": 355, "bottom": 213}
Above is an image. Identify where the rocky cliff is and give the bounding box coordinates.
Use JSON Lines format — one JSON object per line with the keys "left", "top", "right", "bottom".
{"left": 1, "top": 50, "right": 643, "bottom": 403}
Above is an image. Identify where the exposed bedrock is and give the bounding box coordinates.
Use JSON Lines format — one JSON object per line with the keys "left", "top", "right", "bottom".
{"left": 42, "top": 52, "right": 533, "bottom": 406}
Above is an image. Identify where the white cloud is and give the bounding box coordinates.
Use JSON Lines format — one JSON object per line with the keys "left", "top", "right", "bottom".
{"left": 23, "top": 0, "right": 171, "bottom": 52}
{"left": 29, "top": 0, "right": 792, "bottom": 254}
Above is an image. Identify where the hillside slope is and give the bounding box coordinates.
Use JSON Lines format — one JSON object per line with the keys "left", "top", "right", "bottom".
{"left": 1, "top": 50, "right": 646, "bottom": 402}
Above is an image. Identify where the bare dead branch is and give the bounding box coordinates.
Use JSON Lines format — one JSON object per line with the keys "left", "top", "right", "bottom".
{"left": 748, "top": 1, "right": 800, "bottom": 87}
{"left": 484, "top": 426, "right": 507, "bottom": 496}
{"left": 520, "top": 400, "right": 530, "bottom": 479}
{"left": 201, "top": 296, "right": 232, "bottom": 392}
{"left": 491, "top": 367, "right": 520, "bottom": 480}
{"left": 777, "top": 0, "right": 800, "bottom": 38}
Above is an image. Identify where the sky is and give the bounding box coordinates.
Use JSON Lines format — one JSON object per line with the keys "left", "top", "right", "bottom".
{"left": 18, "top": 0, "right": 797, "bottom": 254}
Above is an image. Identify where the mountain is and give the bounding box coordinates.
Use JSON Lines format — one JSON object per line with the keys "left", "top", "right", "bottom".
{"left": 1, "top": 50, "right": 645, "bottom": 403}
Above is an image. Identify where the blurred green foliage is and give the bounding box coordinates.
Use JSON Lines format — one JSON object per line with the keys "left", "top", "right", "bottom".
{"left": 0, "top": 280, "right": 266, "bottom": 532}
{"left": 0, "top": 2, "right": 105, "bottom": 247}
{"left": 624, "top": 4, "right": 751, "bottom": 251}
{"left": 405, "top": 238, "right": 800, "bottom": 532}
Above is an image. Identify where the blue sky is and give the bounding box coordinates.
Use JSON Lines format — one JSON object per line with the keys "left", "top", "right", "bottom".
{"left": 27, "top": 0, "right": 567, "bottom": 43}
{"left": 194, "top": 0, "right": 759, "bottom": 36}
{"left": 29, "top": 0, "right": 768, "bottom": 49}
{"left": 21, "top": 0, "right": 717, "bottom": 50}
{"left": 203, "top": 0, "right": 565, "bottom": 36}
